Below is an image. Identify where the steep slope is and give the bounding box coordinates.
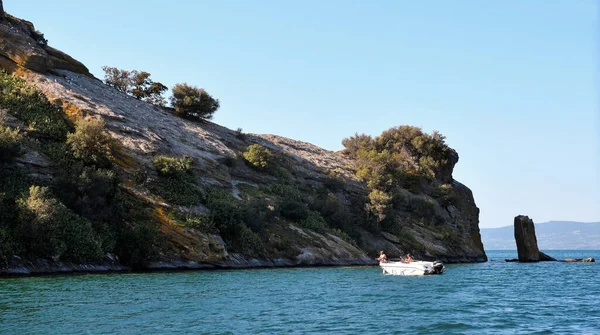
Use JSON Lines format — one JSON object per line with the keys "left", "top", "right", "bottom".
{"left": 0, "top": 9, "right": 486, "bottom": 274}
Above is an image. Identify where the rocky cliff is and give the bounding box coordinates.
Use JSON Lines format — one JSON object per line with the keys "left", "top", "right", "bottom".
{"left": 0, "top": 7, "right": 486, "bottom": 275}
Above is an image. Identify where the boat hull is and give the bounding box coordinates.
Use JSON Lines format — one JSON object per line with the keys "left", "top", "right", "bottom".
{"left": 379, "top": 260, "right": 445, "bottom": 276}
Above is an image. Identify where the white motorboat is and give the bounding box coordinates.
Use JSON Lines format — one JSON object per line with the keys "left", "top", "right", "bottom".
{"left": 379, "top": 260, "right": 445, "bottom": 276}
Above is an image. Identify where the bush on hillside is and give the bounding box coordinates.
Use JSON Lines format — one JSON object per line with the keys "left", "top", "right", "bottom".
{"left": 66, "top": 117, "right": 113, "bottom": 167}
{"left": 204, "top": 188, "right": 265, "bottom": 254}
{"left": 243, "top": 144, "right": 272, "bottom": 170}
{"left": 64, "top": 167, "right": 120, "bottom": 223}
{"left": 0, "top": 125, "right": 23, "bottom": 162}
{"left": 153, "top": 155, "right": 193, "bottom": 176}
{"left": 299, "top": 212, "right": 329, "bottom": 234}
{"left": 170, "top": 83, "right": 220, "bottom": 120}
{"left": 261, "top": 182, "right": 302, "bottom": 200}
{"left": 280, "top": 198, "right": 310, "bottom": 221}
{"left": 0, "top": 71, "right": 71, "bottom": 140}
{"left": 113, "top": 219, "right": 160, "bottom": 269}
{"left": 311, "top": 192, "right": 353, "bottom": 231}
{"left": 16, "top": 186, "right": 103, "bottom": 262}
{"left": 143, "top": 82, "right": 168, "bottom": 106}
{"left": 101, "top": 66, "right": 168, "bottom": 106}
{"left": 101, "top": 66, "right": 131, "bottom": 93}
{"left": 129, "top": 71, "right": 168, "bottom": 106}
{"left": 341, "top": 133, "right": 375, "bottom": 158}
{"left": 366, "top": 189, "right": 392, "bottom": 223}
{"left": 375, "top": 126, "right": 450, "bottom": 179}
{"left": 150, "top": 155, "right": 203, "bottom": 206}
{"left": 342, "top": 126, "right": 452, "bottom": 186}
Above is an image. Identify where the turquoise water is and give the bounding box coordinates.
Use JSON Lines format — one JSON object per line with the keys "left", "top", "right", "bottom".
{"left": 1, "top": 250, "right": 599, "bottom": 334}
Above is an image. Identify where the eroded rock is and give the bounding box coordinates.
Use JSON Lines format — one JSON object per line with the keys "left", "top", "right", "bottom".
{"left": 514, "top": 215, "right": 556, "bottom": 262}
{"left": 0, "top": 11, "right": 90, "bottom": 76}
{"left": 563, "top": 258, "right": 595, "bottom": 263}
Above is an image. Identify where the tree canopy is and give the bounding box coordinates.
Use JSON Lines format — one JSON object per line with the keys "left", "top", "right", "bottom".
{"left": 101, "top": 66, "right": 167, "bottom": 106}
{"left": 170, "top": 83, "right": 220, "bottom": 120}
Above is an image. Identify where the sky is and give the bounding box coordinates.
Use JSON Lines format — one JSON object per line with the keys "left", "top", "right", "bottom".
{"left": 6, "top": 1, "right": 599, "bottom": 228}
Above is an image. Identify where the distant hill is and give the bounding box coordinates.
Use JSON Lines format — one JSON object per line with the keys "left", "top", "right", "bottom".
{"left": 481, "top": 221, "right": 600, "bottom": 250}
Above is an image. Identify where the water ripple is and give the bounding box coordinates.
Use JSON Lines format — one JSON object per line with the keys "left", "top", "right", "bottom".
{"left": 0, "top": 250, "right": 599, "bottom": 334}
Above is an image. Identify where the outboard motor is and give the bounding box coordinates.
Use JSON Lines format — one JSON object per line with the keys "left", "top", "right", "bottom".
{"left": 432, "top": 261, "right": 445, "bottom": 274}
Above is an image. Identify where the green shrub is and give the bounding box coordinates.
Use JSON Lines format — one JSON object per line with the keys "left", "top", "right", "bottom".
{"left": 101, "top": 66, "right": 131, "bottom": 93}
{"left": 243, "top": 144, "right": 272, "bottom": 170}
{"left": 204, "top": 188, "right": 266, "bottom": 254}
{"left": 66, "top": 117, "right": 113, "bottom": 167}
{"left": 151, "top": 155, "right": 202, "bottom": 206}
{"left": 299, "top": 212, "right": 329, "bottom": 234}
{"left": 0, "top": 125, "right": 23, "bottom": 161}
{"left": 311, "top": 192, "right": 353, "bottom": 231}
{"left": 280, "top": 198, "right": 310, "bottom": 221}
{"left": 113, "top": 193, "right": 160, "bottom": 268}
{"left": 366, "top": 189, "right": 392, "bottom": 223}
{"left": 153, "top": 155, "right": 193, "bottom": 176}
{"left": 101, "top": 67, "right": 167, "bottom": 106}
{"left": 0, "top": 227, "right": 15, "bottom": 264}
{"left": 16, "top": 186, "right": 103, "bottom": 262}
{"left": 151, "top": 174, "right": 204, "bottom": 206}
{"left": 0, "top": 164, "right": 30, "bottom": 199}
{"left": 343, "top": 126, "right": 452, "bottom": 189}
{"left": 114, "top": 220, "right": 159, "bottom": 269}
{"left": 64, "top": 167, "right": 120, "bottom": 223}
{"left": 261, "top": 182, "right": 302, "bottom": 200}
{"left": 237, "top": 225, "right": 264, "bottom": 254}
{"left": 0, "top": 71, "right": 72, "bottom": 139}
{"left": 331, "top": 228, "right": 357, "bottom": 246}
{"left": 341, "top": 133, "right": 375, "bottom": 158}
{"left": 205, "top": 188, "right": 241, "bottom": 230}
{"left": 242, "top": 198, "right": 275, "bottom": 234}
{"left": 170, "top": 83, "right": 220, "bottom": 120}
{"left": 355, "top": 149, "right": 397, "bottom": 191}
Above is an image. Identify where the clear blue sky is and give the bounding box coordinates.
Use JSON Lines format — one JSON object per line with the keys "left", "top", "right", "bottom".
{"left": 7, "top": 1, "right": 599, "bottom": 228}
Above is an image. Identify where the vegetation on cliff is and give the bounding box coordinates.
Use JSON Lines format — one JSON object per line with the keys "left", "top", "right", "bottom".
{"left": 0, "top": 71, "right": 158, "bottom": 266}
{"left": 342, "top": 126, "right": 456, "bottom": 225}
{"left": 0, "top": 63, "right": 486, "bottom": 267}
{"left": 0, "top": 8, "right": 486, "bottom": 268}
{"left": 101, "top": 66, "right": 220, "bottom": 120}
{"left": 102, "top": 66, "right": 168, "bottom": 106}
{"left": 170, "top": 83, "right": 220, "bottom": 120}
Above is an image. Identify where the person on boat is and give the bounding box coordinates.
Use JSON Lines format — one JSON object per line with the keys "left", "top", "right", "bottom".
{"left": 376, "top": 250, "right": 388, "bottom": 263}
{"left": 404, "top": 253, "right": 412, "bottom": 263}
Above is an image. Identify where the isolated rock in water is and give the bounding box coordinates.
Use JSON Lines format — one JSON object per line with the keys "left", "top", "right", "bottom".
{"left": 514, "top": 215, "right": 556, "bottom": 262}
{"left": 563, "top": 258, "right": 595, "bottom": 263}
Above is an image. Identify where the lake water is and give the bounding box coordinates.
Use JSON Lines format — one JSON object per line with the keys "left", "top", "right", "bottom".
{"left": 1, "top": 250, "right": 599, "bottom": 334}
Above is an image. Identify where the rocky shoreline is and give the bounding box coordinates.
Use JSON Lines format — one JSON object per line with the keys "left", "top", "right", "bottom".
{"left": 0, "top": 255, "right": 379, "bottom": 277}
{"left": 0, "top": 251, "right": 495, "bottom": 277}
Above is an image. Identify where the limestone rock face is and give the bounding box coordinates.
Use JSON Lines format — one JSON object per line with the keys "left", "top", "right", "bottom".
{"left": 514, "top": 215, "right": 556, "bottom": 262}
{"left": 0, "top": 12, "right": 90, "bottom": 76}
